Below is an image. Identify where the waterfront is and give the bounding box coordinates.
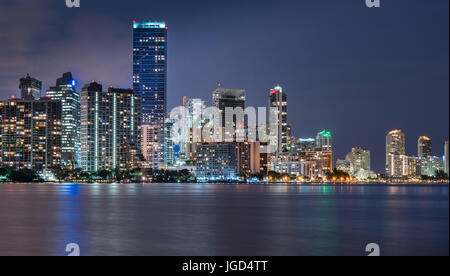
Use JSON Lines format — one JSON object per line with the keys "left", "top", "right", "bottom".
{"left": 0, "top": 183, "right": 448, "bottom": 256}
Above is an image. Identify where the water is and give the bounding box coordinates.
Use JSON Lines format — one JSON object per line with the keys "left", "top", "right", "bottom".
{"left": 0, "top": 183, "right": 448, "bottom": 256}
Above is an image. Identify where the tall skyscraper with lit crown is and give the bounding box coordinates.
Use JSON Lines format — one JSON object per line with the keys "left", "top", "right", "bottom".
{"left": 418, "top": 136, "right": 432, "bottom": 158}
{"left": 269, "top": 85, "right": 287, "bottom": 154}
{"left": 133, "top": 21, "right": 167, "bottom": 167}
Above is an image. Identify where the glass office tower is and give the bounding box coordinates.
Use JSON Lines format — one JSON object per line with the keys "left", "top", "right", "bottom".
{"left": 46, "top": 72, "right": 81, "bottom": 168}
{"left": 133, "top": 21, "right": 167, "bottom": 167}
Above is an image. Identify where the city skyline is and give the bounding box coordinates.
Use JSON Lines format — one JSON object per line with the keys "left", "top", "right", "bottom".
{"left": 0, "top": 0, "right": 448, "bottom": 172}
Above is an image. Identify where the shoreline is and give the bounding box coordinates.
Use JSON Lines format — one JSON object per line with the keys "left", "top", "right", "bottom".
{"left": 1, "top": 181, "right": 449, "bottom": 186}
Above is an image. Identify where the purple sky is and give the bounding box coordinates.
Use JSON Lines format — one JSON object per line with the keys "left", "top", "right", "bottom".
{"left": 0, "top": 0, "right": 448, "bottom": 172}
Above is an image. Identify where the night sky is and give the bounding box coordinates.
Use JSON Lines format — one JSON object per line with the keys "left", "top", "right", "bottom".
{"left": 0, "top": 0, "right": 448, "bottom": 172}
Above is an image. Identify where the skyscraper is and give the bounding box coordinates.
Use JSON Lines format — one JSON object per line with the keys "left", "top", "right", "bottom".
{"left": 164, "top": 117, "right": 176, "bottom": 167}
{"left": 19, "top": 74, "right": 42, "bottom": 100}
{"left": 46, "top": 73, "right": 81, "bottom": 168}
{"left": 269, "top": 86, "right": 287, "bottom": 154}
{"left": 418, "top": 136, "right": 432, "bottom": 158}
{"left": 180, "top": 97, "right": 207, "bottom": 160}
{"left": 445, "top": 141, "right": 449, "bottom": 175}
{"left": 0, "top": 97, "right": 62, "bottom": 172}
{"left": 80, "top": 82, "right": 141, "bottom": 171}
{"left": 213, "top": 87, "right": 246, "bottom": 128}
{"left": 386, "top": 130, "right": 406, "bottom": 177}
{"left": 316, "top": 130, "right": 332, "bottom": 151}
{"left": 141, "top": 124, "right": 162, "bottom": 169}
{"left": 133, "top": 21, "right": 167, "bottom": 166}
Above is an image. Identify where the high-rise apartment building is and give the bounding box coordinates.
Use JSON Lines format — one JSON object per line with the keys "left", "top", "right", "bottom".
{"left": 269, "top": 86, "right": 287, "bottom": 154}
{"left": 213, "top": 87, "right": 246, "bottom": 129}
{"left": 46, "top": 73, "right": 81, "bottom": 168}
{"left": 236, "top": 141, "right": 263, "bottom": 177}
{"left": 80, "top": 82, "right": 141, "bottom": 171}
{"left": 180, "top": 97, "right": 207, "bottom": 159}
{"left": 164, "top": 117, "right": 176, "bottom": 167}
{"left": 386, "top": 129, "right": 406, "bottom": 176}
{"left": 19, "top": 74, "right": 42, "bottom": 100}
{"left": 420, "top": 156, "right": 444, "bottom": 177}
{"left": 346, "top": 147, "right": 371, "bottom": 172}
{"left": 141, "top": 124, "right": 162, "bottom": 169}
{"left": 268, "top": 155, "right": 301, "bottom": 177}
{"left": 316, "top": 130, "right": 332, "bottom": 151}
{"left": 299, "top": 150, "right": 333, "bottom": 178}
{"left": 0, "top": 98, "right": 62, "bottom": 172}
{"left": 195, "top": 143, "right": 238, "bottom": 182}
{"left": 418, "top": 136, "right": 432, "bottom": 158}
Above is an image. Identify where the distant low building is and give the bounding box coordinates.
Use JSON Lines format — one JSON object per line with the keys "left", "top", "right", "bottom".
{"left": 268, "top": 155, "right": 301, "bottom": 177}
{"left": 195, "top": 143, "right": 239, "bottom": 182}
{"left": 299, "top": 150, "right": 333, "bottom": 178}
{"left": 387, "top": 154, "right": 420, "bottom": 178}
{"left": 420, "top": 156, "right": 444, "bottom": 177}
{"left": 336, "top": 159, "right": 352, "bottom": 174}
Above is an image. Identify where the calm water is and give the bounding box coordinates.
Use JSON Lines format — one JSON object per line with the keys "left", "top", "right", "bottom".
{"left": 0, "top": 183, "right": 448, "bottom": 256}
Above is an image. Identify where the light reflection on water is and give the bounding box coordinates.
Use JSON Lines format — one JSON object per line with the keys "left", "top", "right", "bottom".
{"left": 0, "top": 183, "right": 448, "bottom": 256}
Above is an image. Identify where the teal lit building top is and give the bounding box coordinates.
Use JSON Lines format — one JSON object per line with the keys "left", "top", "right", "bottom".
{"left": 133, "top": 21, "right": 166, "bottom": 29}
{"left": 319, "top": 130, "right": 332, "bottom": 138}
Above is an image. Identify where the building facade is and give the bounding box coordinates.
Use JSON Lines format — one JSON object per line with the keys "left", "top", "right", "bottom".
{"left": 387, "top": 154, "right": 420, "bottom": 178}
{"left": 316, "top": 130, "right": 332, "bottom": 151}
{"left": 298, "top": 138, "right": 316, "bottom": 152}
{"left": 164, "top": 117, "right": 176, "bottom": 167}
{"left": 19, "top": 74, "right": 42, "bottom": 100}
{"left": 346, "top": 147, "right": 371, "bottom": 172}
{"left": 418, "top": 136, "right": 432, "bottom": 158}
{"left": 420, "top": 156, "right": 444, "bottom": 177}
{"left": 213, "top": 87, "right": 246, "bottom": 130}
{"left": 268, "top": 155, "right": 301, "bottom": 177}
{"left": 0, "top": 98, "right": 62, "bottom": 172}
{"left": 269, "top": 86, "right": 288, "bottom": 154}
{"left": 195, "top": 143, "right": 238, "bottom": 182}
{"left": 386, "top": 129, "right": 406, "bottom": 177}
{"left": 80, "top": 82, "right": 141, "bottom": 171}
{"left": 445, "top": 141, "right": 449, "bottom": 175}
{"left": 46, "top": 72, "right": 81, "bottom": 168}
{"left": 133, "top": 21, "right": 168, "bottom": 167}
{"left": 236, "top": 141, "right": 262, "bottom": 177}
{"left": 299, "top": 150, "right": 333, "bottom": 178}
{"left": 180, "top": 97, "right": 207, "bottom": 160}
{"left": 141, "top": 124, "right": 162, "bottom": 169}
